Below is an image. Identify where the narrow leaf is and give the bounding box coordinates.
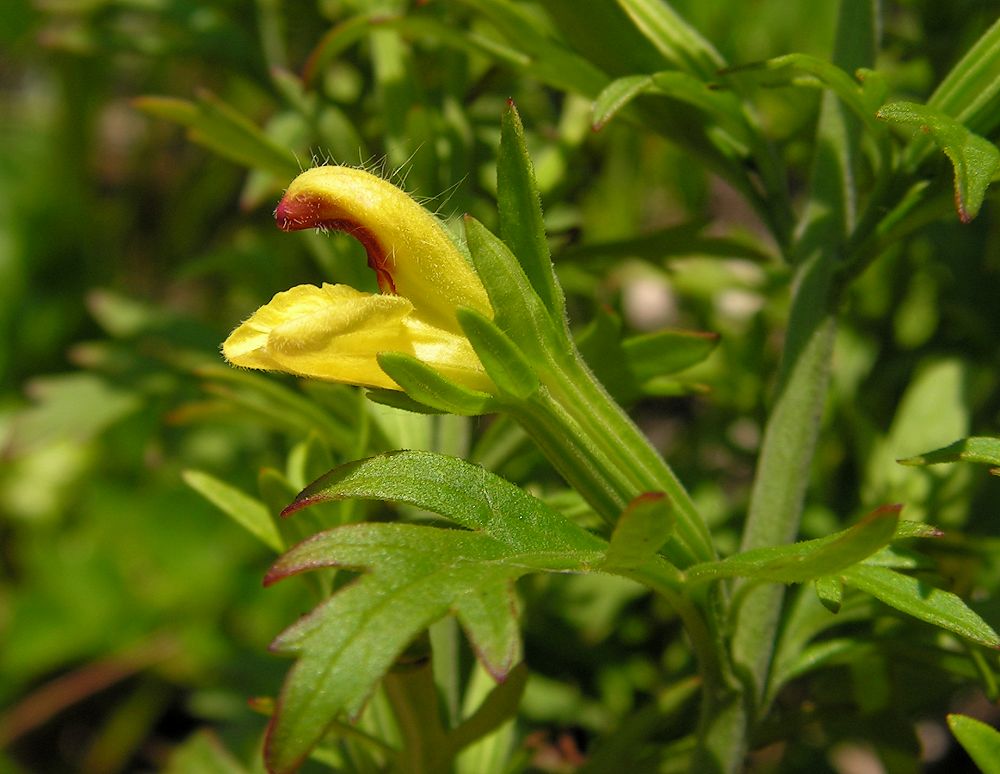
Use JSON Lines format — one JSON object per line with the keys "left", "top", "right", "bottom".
{"left": 457, "top": 307, "right": 539, "bottom": 400}
{"left": 134, "top": 92, "right": 299, "bottom": 178}
{"left": 463, "top": 216, "right": 568, "bottom": 359}
{"left": 182, "top": 470, "right": 283, "bottom": 552}
{"left": 593, "top": 74, "right": 654, "bottom": 130}
{"left": 842, "top": 564, "right": 1000, "bottom": 648}
{"left": 447, "top": 663, "right": 528, "bottom": 753}
{"left": 948, "top": 714, "right": 1000, "bottom": 774}
{"left": 814, "top": 576, "right": 844, "bottom": 614}
{"left": 375, "top": 353, "right": 495, "bottom": 416}
{"left": 877, "top": 101, "right": 1000, "bottom": 222}
{"left": 685, "top": 504, "right": 901, "bottom": 584}
{"left": 624, "top": 328, "right": 719, "bottom": 382}
{"left": 605, "top": 493, "right": 673, "bottom": 568}
{"left": 928, "top": 17, "right": 1000, "bottom": 134}
{"left": 898, "top": 436, "right": 1000, "bottom": 474}
{"left": 615, "top": 0, "right": 724, "bottom": 80}
{"left": 498, "top": 101, "right": 565, "bottom": 319}
{"left": 723, "top": 53, "right": 883, "bottom": 136}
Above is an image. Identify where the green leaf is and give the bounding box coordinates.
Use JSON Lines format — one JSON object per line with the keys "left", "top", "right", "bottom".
{"left": 624, "top": 328, "right": 719, "bottom": 382}
{"left": 364, "top": 388, "right": 446, "bottom": 415}
{"left": 842, "top": 565, "right": 1000, "bottom": 648}
{"left": 456, "top": 308, "right": 539, "bottom": 400}
{"left": 877, "top": 101, "right": 1000, "bottom": 222}
{"left": 182, "top": 470, "right": 283, "bottom": 553}
{"left": 614, "top": 0, "right": 724, "bottom": 80}
{"left": 685, "top": 504, "right": 901, "bottom": 584}
{"left": 302, "top": 13, "right": 375, "bottom": 86}
{"left": 948, "top": 714, "right": 1000, "bottom": 774}
{"left": 928, "top": 17, "right": 1000, "bottom": 135}
{"left": 262, "top": 523, "right": 602, "bottom": 773}
{"left": 163, "top": 730, "right": 248, "bottom": 774}
{"left": 814, "top": 575, "right": 844, "bottom": 613}
{"left": 898, "top": 436, "right": 1000, "bottom": 474}
{"left": 605, "top": 493, "right": 673, "bottom": 569}
{"left": 498, "top": 101, "right": 565, "bottom": 320}
{"left": 454, "top": 0, "right": 608, "bottom": 96}
{"left": 282, "top": 451, "right": 604, "bottom": 554}
{"left": 575, "top": 310, "right": 639, "bottom": 403}
{"left": 134, "top": 92, "right": 299, "bottom": 179}
{"left": 447, "top": 663, "right": 528, "bottom": 753}
{"left": 592, "top": 75, "right": 655, "bottom": 130}
{"left": 559, "top": 219, "right": 772, "bottom": 264}
{"left": 594, "top": 70, "right": 749, "bottom": 149}
{"left": 375, "top": 353, "right": 496, "bottom": 416}
{"left": 463, "top": 216, "right": 567, "bottom": 361}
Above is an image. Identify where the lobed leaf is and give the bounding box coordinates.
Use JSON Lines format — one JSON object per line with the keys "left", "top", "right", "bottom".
{"left": 262, "top": 522, "right": 602, "bottom": 773}
{"left": 877, "top": 101, "right": 1000, "bottom": 222}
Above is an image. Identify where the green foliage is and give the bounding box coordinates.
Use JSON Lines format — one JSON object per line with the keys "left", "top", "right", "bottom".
{"left": 5, "top": 1, "right": 1000, "bottom": 773}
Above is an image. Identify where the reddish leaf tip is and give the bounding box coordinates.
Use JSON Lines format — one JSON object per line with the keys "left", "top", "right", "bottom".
{"left": 279, "top": 496, "right": 324, "bottom": 518}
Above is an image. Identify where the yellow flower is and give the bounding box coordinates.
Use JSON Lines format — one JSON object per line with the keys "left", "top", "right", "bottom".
{"left": 222, "top": 166, "right": 494, "bottom": 391}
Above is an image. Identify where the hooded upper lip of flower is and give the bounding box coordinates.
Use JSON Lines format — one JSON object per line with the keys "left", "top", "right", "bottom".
{"left": 222, "top": 166, "right": 494, "bottom": 392}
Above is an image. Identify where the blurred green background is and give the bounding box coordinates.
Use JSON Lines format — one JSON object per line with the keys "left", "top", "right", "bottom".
{"left": 2, "top": 1, "right": 1000, "bottom": 772}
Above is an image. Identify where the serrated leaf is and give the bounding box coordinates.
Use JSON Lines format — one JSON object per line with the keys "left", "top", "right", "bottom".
{"left": 262, "top": 523, "right": 602, "bottom": 773}
{"left": 457, "top": 308, "right": 539, "bottom": 400}
{"left": 842, "top": 564, "right": 1000, "bottom": 648}
{"left": 375, "top": 353, "right": 496, "bottom": 416}
{"left": 182, "top": 470, "right": 283, "bottom": 552}
{"left": 685, "top": 504, "right": 901, "bottom": 584}
{"left": 498, "top": 101, "right": 564, "bottom": 319}
{"left": 948, "top": 714, "right": 1000, "bottom": 774}
{"left": 605, "top": 493, "right": 673, "bottom": 569}
{"left": 898, "top": 436, "right": 1000, "bottom": 474}
{"left": 877, "top": 101, "right": 1000, "bottom": 222}
{"left": 282, "top": 450, "right": 604, "bottom": 553}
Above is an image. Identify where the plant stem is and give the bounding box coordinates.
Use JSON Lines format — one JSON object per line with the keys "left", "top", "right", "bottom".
{"left": 512, "top": 346, "right": 715, "bottom": 568}
{"left": 709, "top": 2, "right": 879, "bottom": 770}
